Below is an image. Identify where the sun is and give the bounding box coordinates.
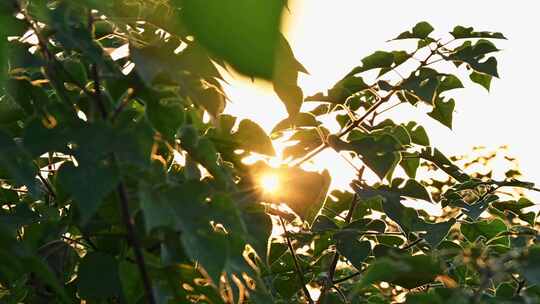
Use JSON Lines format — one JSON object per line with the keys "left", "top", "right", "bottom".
{"left": 260, "top": 174, "right": 280, "bottom": 193}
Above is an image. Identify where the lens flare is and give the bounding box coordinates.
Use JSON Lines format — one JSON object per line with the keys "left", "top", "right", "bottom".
{"left": 260, "top": 174, "right": 280, "bottom": 193}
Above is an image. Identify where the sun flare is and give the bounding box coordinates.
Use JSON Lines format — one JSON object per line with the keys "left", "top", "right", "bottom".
{"left": 260, "top": 174, "right": 280, "bottom": 193}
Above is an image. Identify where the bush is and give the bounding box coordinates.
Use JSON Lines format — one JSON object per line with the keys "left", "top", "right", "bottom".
{"left": 0, "top": 1, "right": 538, "bottom": 303}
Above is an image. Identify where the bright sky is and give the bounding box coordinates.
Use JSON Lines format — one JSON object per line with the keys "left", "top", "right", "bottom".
{"left": 223, "top": 1, "right": 540, "bottom": 200}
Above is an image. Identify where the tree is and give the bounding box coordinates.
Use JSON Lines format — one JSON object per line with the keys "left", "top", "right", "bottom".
{"left": 0, "top": 1, "right": 538, "bottom": 303}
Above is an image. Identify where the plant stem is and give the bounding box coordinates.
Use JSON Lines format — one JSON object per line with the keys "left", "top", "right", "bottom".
{"left": 317, "top": 193, "right": 359, "bottom": 303}
{"left": 401, "top": 238, "right": 423, "bottom": 250}
{"left": 117, "top": 182, "right": 156, "bottom": 304}
{"left": 333, "top": 271, "right": 362, "bottom": 284}
{"left": 90, "top": 59, "right": 156, "bottom": 304}
{"left": 279, "top": 217, "right": 314, "bottom": 304}
{"left": 91, "top": 64, "right": 108, "bottom": 119}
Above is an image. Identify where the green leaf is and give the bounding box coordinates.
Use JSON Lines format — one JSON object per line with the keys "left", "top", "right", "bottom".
{"left": 400, "top": 68, "right": 441, "bottom": 105}
{"left": 0, "top": 12, "right": 8, "bottom": 88}
{"left": 180, "top": 0, "right": 284, "bottom": 79}
{"left": 145, "top": 97, "right": 185, "bottom": 141}
{"left": 403, "top": 122, "right": 430, "bottom": 146}
{"left": 242, "top": 206, "right": 272, "bottom": 263}
{"left": 268, "top": 242, "right": 288, "bottom": 266}
{"left": 0, "top": 130, "right": 39, "bottom": 196}
{"left": 22, "top": 119, "right": 69, "bottom": 157}
{"left": 50, "top": 3, "right": 112, "bottom": 72}
{"left": 139, "top": 184, "right": 178, "bottom": 233}
{"left": 350, "top": 51, "right": 394, "bottom": 74}
{"left": 352, "top": 185, "right": 421, "bottom": 234}
{"left": 419, "top": 147, "right": 469, "bottom": 182}
{"left": 273, "top": 34, "right": 307, "bottom": 118}
{"left": 0, "top": 95, "right": 26, "bottom": 124}
{"left": 394, "top": 21, "right": 434, "bottom": 40}
{"left": 462, "top": 194, "right": 499, "bottom": 220}
{"left": 449, "top": 40, "right": 500, "bottom": 77}
{"left": 305, "top": 75, "right": 369, "bottom": 104}
{"left": 469, "top": 71, "right": 492, "bottom": 91}
{"left": 419, "top": 219, "right": 456, "bottom": 248}
{"left": 438, "top": 74, "right": 464, "bottom": 93}
{"left": 335, "top": 231, "right": 371, "bottom": 270}
{"left": 428, "top": 98, "right": 455, "bottom": 129}
{"left": 235, "top": 119, "right": 275, "bottom": 156}
{"left": 78, "top": 252, "right": 122, "bottom": 300}
{"left": 330, "top": 134, "right": 402, "bottom": 180}
{"left": 312, "top": 215, "right": 339, "bottom": 233}
{"left": 271, "top": 112, "right": 320, "bottom": 134}
{"left": 390, "top": 179, "right": 432, "bottom": 203}
{"left": 359, "top": 254, "right": 442, "bottom": 289}
{"left": 57, "top": 161, "right": 119, "bottom": 223}
{"left": 119, "top": 261, "right": 144, "bottom": 303}
{"left": 450, "top": 25, "right": 507, "bottom": 39}
{"left": 274, "top": 82, "right": 303, "bottom": 119}
{"left": 194, "top": 85, "right": 226, "bottom": 117}
{"left": 460, "top": 219, "right": 508, "bottom": 245}
{"left": 139, "top": 181, "right": 232, "bottom": 284}
{"left": 400, "top": 152, "right": 420, "bottom": 178}
{"left": 492, "top": 198, "right": 534, "bottom": 215}
{"left": 520, "top": 246, "right": 540, "bottom": 285}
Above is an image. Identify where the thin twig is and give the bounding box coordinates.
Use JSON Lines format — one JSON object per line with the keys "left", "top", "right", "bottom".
{"left": 401, "top": 237, "right": 423, "bottom": 251}
{"left": 293, "top": 90, "right": 396, "bottom": 167}
{"left": 117, "top": 182, "right": 156, "bottom": 304}
{"left": 90, "top": 58, "right": 156, "bottom": 304}
{"left": 331, "top": 285, "right": 349, "bottom": 303}
{"left": 333, "top": 271, "right": 362, "bottom": 284}
{"left": 36, "top": 168, "right": 56, "bottom": 198}
{"left": 317, "top": 193, "right": 359, "bottom": 303}
{"left": 91, "top": 64, "right": 108, "bottom": 119}
{"left": 279, "top": 217, "right": 314, "bottom": 304}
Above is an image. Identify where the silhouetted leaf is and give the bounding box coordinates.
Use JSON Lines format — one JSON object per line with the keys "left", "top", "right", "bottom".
{"left": 335, "top": 231, "right": 371, "bottom": 270}
{"left": 428, "top": 98, "right": 455, "bottom": 129}
{"left": 448, "top": 40, "right": 500, "bottom": 77}
{"left": 403, "top": 122, "right": 430, "bottom": 146}
{"left": 349, "top": 51, "right": 394, "bottom": 74}
{"left": 329, "top": 134, "right": 402, "bottom": 179}
{"left": 306, "top": 76, "right": 369, "bottom": 104}
{"left": 394, "top": 21, "right": 434, "bottom": 40}
{"left": 450, "top": 26, "right": 507, "bottom": 39}
{"left": 272, "top": 112, "right": 320, "bottom": 134}
{"left": 419, "top": 147, "right": 469, "bottom": 182}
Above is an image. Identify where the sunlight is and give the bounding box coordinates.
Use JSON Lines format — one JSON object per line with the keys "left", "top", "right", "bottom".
{"left": 260, "top": 174, "right": 280, "bottom": 193}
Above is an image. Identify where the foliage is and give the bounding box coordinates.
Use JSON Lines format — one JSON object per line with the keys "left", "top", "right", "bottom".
{"left": 0, "top": 1, "right": 538, "bottom": 303}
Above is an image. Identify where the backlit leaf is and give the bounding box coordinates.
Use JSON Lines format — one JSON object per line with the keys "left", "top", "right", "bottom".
{"left": 180, "top": 0, "right": 284, "bottom": 79}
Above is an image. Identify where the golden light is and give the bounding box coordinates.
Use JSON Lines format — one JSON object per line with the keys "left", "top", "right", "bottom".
{"left": 260, "top": 174, "right": 280, "bottom": 193}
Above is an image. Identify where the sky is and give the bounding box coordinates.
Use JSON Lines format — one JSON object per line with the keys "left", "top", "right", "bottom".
{"left": 223, "top": 1, "right": 540, "bottom": 199}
